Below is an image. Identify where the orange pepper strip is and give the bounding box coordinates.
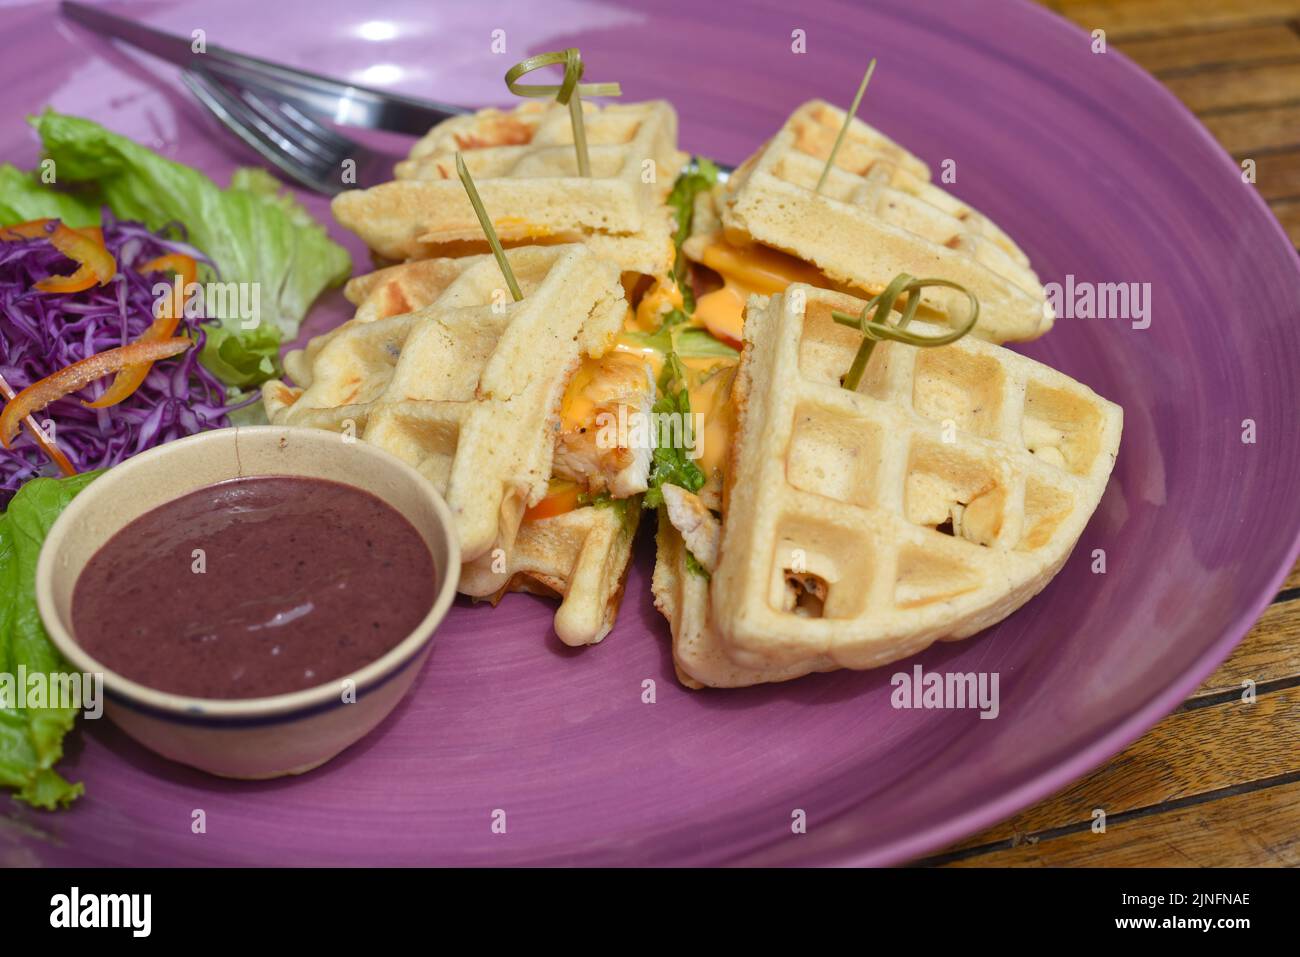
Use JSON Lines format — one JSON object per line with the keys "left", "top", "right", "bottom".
{"left": 523, "top": 479, "right": 583, "bottom": 522}
{"left": 84, "top": 254, "right": 198, "bottom": 410}
{"left": 32, "top": 224, "right": 116, "bottom": 294}
{"left": 0, "top": 218, "right": 56, "bottom": 240}
{"left": 0, "top": 338, "right": 193, "bottom": 448}
{"left": 0, "top": 370, "right": 76, "bottom": 476}
{"left": 0, "top": 219, "right": 104, "bottom": 245}
{"left": 33, "top": 263, "right": 98, "bottom": 295}
{"left": 138, "top": 254, "right": 197, "bottom": 328}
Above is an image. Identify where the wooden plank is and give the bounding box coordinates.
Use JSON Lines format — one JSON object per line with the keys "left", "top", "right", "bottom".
{"left": 1122, "top": 24, "right": 1300, "bottom": 75}
{"left": 1194, "top": 599, "right": 1300, "bottom": 697}
{"left": 930, "top": 684, "right": 1300, "bottom": 858}
{"left": 941, "top": 775, "right": 1300, "bottom": 866}
{"left": 1163, "top": 62, "right": 1300, "bottom": 113}
{"left": 1050, "top": 0, "right": 1300, "bottom": 41}
{"left": 970, "top": 0, "right": 1300, "bottom": 872}
{"left": 1250, "top": 150, "right": 1300, "bottom": 202}
{"left": 1203, "top": 104, "right": 1300, "bottom": 156}
{"left": 1271, "top": 198, "right": 1300, "bottom": 245}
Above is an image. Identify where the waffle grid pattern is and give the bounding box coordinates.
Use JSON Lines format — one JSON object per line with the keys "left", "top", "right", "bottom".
{"left": 263, "top": 245, "right": 626, "bottom": 565}
{"left": 709, "top": 285, "right": 1121, "bottom": 674}
{"left": 722, "top": 100, "right": 1054, "bottom": 342}
{"left": 398, "top": 100, "right": 678, "bottom": 190}
{"left": 332, "top": 101, "right": 686, "bottom": 269}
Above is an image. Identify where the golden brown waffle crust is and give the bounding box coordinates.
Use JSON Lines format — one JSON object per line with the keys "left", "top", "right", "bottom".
{"left": 331, "top": 100, "right": 686, "bottom": 274}
{"left": 262, "top": 244, "right": 625, "bottom": 565}
{"left": 651, "top": 513, "right": 837, "bottom": 689}
{"left": 719, "top": 99, "right": 1055, "bottom": 344}
{"left": 264, "top": 246, "right": 647, "bottom": 648}
{"left": 464, "top": 501, "right": 642, "bottom": 647}
{"left": 707, "top": 284, "right": 1121, "bottom": 675}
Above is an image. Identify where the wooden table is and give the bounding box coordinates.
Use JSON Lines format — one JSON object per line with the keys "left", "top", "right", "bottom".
{"left": 925, "top": 0, "right": 1300, "bottom": 867}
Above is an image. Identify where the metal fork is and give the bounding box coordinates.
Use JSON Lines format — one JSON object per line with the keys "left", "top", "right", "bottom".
{"left": 183, "top": 68, "right": 400, "bottom": 195}
{"left": 185, "top": 67, "right": 732, "bottom": 196}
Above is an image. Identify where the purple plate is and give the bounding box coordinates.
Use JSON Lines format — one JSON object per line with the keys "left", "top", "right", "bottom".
{"left": 2, "top": 0, "right": 1298, "bottom": 867}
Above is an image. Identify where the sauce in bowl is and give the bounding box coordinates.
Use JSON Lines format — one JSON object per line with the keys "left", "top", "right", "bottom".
{"left": 71, "top": 476, "right": 437, "bottom": 700}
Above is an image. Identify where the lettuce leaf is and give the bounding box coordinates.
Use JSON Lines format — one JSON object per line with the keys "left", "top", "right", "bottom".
{"left": 199, "top": 322, "right": 283, "bottom": 389}
{"left": 646, "top": 160, "right": 725, "bottom": 571}
{"left": 675, "top": 327, "right": 739, "bottom": 359}
{"left": 27, "top": 111, "right": 352, "bottom": 385}
{"left": 666, "top": 157, "right": 718, "bottom": 313}
{"left": 0, "top": 163, "right": 100, "bottom": 227}
{"left": 0, "top": 471, "right": 102, "bottom": 810}
{"left": 643, "top": 352, "right": 706, "bottom": 509}
{"left": 683, "top": 548, "right": 711, "bottom": 580}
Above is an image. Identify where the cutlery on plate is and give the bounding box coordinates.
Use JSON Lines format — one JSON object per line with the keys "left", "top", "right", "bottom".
{"left": 60, "top": 0, "right": 469, "bottom": 135}
{"left": 63, "top": 0, "right": 731, "bottom": 195}
{"left": 182, "top": 69, "right": 399, "bottom": 194}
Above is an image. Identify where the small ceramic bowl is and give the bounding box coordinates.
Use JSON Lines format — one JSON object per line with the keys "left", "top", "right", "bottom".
{"left": 35, "top": 426, "right": 461, "bottom": 780}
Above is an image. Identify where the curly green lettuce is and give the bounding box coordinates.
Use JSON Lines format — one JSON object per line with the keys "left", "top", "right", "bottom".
{"left": 643, "top": 351, "right": 706, "bottom": 510}
{"left": 5, "top": 112, "right": 353, "bottom": 387}
{"left": 665, "top": 157, "right": 719, "bottom": 313}
{"left": 0, "top": 163, "right": 99, "bottom": 227}
{"left": 0, "top": 472, "right": 102, "bottom": 809}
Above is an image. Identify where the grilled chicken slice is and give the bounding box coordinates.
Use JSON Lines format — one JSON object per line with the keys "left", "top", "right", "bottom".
{"left": 661, "top": 484, "right": 721, "bottom": 572}
{"left": 552, "top": 352, "right": 655, "bottom": 498}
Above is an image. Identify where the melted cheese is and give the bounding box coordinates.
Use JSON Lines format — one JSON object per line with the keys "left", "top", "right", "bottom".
{"left": 569, "top": 243, "right": 850, "bottom": 507}
{"left": 590, "top": 274, "right": 748, "bottom": 495}
{"left": 632, "top": 278, "right": 684, "bottom": 331}
{"left": 559, "top": 350, "right": 653, "bottom": 434}
{"left": 559, "top": 358, "right": 601, "bottom": 433}
{"left": 693, "top": 239, "right": 827, "bottom": 343}
{"left": 694, "top": 283, "right": 748, "bottom": 346}
{"left": 524, "top": 478, "right": 582, "bottom": 522}
{"left": 612, "top": 302, "right": 666, "bottom": 380}
{"left": 493, "top": 216, "right": 552, "bottom": 240}
{"left": 682, "top": 357, "right": 738, "bottom": 488}
{"left": 682, "top": 240, "right": 825, "bottom": 490}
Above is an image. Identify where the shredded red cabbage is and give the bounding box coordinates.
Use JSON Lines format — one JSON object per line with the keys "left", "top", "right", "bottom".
{"left": 0, "top": 213, "right": 252, "bottom": 503}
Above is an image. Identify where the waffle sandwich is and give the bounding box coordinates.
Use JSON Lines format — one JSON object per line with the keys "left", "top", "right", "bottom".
{"left": 683, "top": 100, "right": 1053, "bottom": 346}
{"left": 333, "top": 100, "right": 686, "bottom": 277}
{"left": 654, "top": 285, "right": 1121, "bottom": 687}
{"left": 263, "top": 244, "right": 651, "bottom": 645}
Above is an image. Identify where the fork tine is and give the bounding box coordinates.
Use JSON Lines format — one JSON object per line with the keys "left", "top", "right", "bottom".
{"left": 214, "top": 79, "right": 332, "bottom": 171}
{"left": 273, "top": 98, "right": 359, "bottom": 156}
{"left": 182, "top": 69, "right": 340, "bottom": 194}
{"left": 235, "top": 87, "right": 343, "bottom": 164}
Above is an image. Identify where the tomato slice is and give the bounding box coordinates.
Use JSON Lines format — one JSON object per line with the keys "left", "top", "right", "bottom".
{"left": 84, "top": 254, "right": 199, "bottom": 410}
{"left": 0, "top": 338, "right": 193, "bottom": 447}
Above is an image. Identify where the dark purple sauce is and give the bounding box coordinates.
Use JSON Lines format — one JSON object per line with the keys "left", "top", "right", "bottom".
{"left": 71, "top": 476, "right": 436, "bottom": 700}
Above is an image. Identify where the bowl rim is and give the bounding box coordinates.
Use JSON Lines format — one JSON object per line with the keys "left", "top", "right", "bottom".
{"left": 34, "top": 425, "right": 462, "bottom": 720}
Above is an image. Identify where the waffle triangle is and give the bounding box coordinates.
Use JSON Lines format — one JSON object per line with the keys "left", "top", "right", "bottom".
{"left": 332, "top": 100, "right": 686, "bottom": 277}
{"left": 713, "top": 100, "right": 1054, "bottom": 343}
{"left": 264, "top": 244, "right": 626, "bottom": 563}
{"left": 657, "top": 284, "right": 1121, "bottom": 686}
{"left": 266, "top": 246, "right": 649, "bottom": 646}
